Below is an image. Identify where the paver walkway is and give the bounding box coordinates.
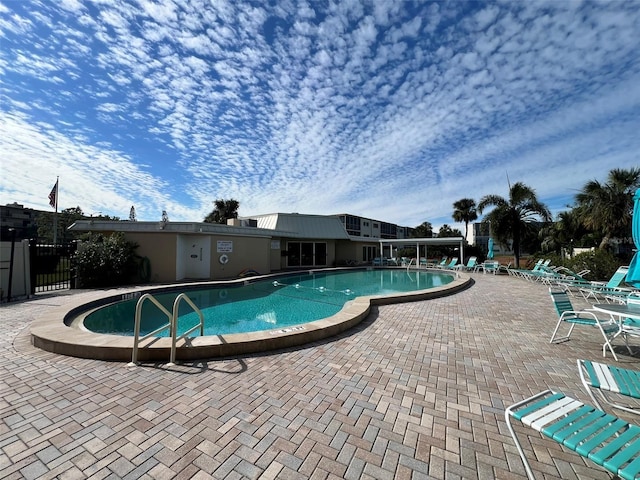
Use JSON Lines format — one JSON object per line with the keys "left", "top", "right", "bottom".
{"left": 1, "top": 273, "right": 639, "bottom": 479}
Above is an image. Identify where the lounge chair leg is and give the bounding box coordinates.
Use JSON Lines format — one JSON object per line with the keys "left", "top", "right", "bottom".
{"left": 598, "top": 326, "right": 619, "bottom": 361}
{"left": 623, "top": 332, "right": 634, "bottom": 355}
{"left": 505, "top": 396, "right": 542, "bottom": 480}
{"left": 550, "top": 321, "right": 574, "bottom": 343}
{"left": 602, "top": 339, "right": 619, "bottom": 361}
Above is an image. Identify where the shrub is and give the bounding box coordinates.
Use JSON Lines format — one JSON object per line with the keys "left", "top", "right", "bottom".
{"left": 565, "top": 250, "right": 621, "bottom": 282}
{"left": 73, "top": 233, "right": 139, "bottom": 288}
{"left": 525, "top": 249, "right": 622, "bottom": 281}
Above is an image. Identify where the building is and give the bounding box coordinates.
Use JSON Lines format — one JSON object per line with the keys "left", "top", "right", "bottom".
{"left": 69, "top": 213, "right": 379, "bottom": 282}
{"left": 68, "top": 212, "right": 458, "bottom": 283}
{"left": 0, "top": 203, "right": 38, "bottom": 241}
{"left": 336, "top": 213, "right": 413, "bottom": 239}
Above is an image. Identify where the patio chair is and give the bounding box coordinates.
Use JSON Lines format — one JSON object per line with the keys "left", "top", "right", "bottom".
{"left": 550, "top": 267, "right": 592, "bottom": 295}
{"left": 553, "top": 266, "right": 591, "bottom": 282}
{"left": 436, "top": 257, "right": 458, "bottom": 269}
{"left": 578, "top": 266, "right": 631, "bottom": 302}
{"left": 506, "top": 259, "right": 541, "bottom": 278}
{"left": 616, "top": 292, "right": 640, "bottom": 354}
{"left": 427, "top": 256, "right": 446, "bottom": 267}
{"left": 506, "top": 389, "right": 640, "bottom": 480}
{"left": 454, "top": 256, "right": 477, "bottom": 271}
{"left": 475, "top": 260, "right": 499, "bottom": 274}
{"left": 578, "top": 359, "right": 640, "bottom": 416}
{"left": 498, "top": 262, "right": 512, "bottom": 274}
{"left": 532, "top": 265, "right": 591, "bottom": 285}
{"left": 510, "top": 259, "right": 550, "bottom": 280}
{"left": 549, "top": 288, "right": 620, "bottom": 360}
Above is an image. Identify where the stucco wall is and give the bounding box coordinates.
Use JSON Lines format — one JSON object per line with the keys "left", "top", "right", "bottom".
{"left": 335, "top": 241, "right": 360, "bottom": 264}
{"left": 125, "top": 232, "right": 178, "bottom": 283}
{"left": 209, "top": 235, "right": 271, "bottom": 279}
{"left": 124, "top": 232, "right": 272, "bottom": 282}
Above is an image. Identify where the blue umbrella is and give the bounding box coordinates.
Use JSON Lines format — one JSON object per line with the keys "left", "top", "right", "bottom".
{"left": 626, "top": 189, "right": 640, "bottom": 288}
{"left": 487, "top": 237, "right": 494, "bottom": 259}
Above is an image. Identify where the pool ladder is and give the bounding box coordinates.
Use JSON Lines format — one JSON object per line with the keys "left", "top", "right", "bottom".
{"left": 128, "top": 293, "right": 204, "bottom": 367}
{"left": 406, "top": 258, "right": 415, "bottom": 271}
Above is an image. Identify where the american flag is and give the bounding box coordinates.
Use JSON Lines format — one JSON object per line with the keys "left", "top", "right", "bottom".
{"left": 48, "top": 180, "right": 58, "bottom": 209}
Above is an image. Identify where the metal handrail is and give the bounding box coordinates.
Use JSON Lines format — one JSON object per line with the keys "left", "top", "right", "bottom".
{"left": 169, "top": 293, "right": 204, "bottom": 366}
{"left": 406, "top": 258, "right": 415, "bottom": 272}
{"left": 128, "top": 294, "right": 172, "bottom": 366}
{"left": 128, "top": 292, "right": 204, "bottom": 366}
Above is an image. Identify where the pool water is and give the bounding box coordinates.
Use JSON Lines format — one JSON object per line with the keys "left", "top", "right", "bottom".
{"left": 82, "top": 269, "right": 454, "bottom": 337}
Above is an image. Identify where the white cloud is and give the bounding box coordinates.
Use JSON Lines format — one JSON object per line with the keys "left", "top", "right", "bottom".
{"left": 0, "top": 0, "right": 639, "bottom": 232}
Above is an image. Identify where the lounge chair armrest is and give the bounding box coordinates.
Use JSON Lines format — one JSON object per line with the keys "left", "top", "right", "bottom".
{"left": 560, "top": 310, "right": 595, "bottom": 319}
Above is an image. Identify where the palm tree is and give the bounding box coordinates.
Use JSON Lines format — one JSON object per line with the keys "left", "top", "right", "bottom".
{"left": 575, "top": 168, "right": 640, "bottom": 249}
{"left": 539, "top": 210, "right": 588, "bottom": 255}
{"left": 477, "top": 182, "right": 551, "bottom": 268}
{"left": 452, "top": 198, "right": 478, "bottom": 241}
{"left": 204, "top": 198, "right": 240, "bottom": 224}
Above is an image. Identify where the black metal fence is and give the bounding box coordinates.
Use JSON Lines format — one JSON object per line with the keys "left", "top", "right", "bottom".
{"left": 29, "top": 241, "right": 77, "bottom": 293}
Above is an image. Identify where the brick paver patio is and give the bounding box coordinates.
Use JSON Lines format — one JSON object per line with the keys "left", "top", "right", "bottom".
{"left": 1, "top": 272, "right": 639, "bottom": 479}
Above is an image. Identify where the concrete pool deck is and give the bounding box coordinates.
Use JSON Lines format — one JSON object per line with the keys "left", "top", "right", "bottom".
{"left": 2, "top": 271, "right": 639, "bottom": 479}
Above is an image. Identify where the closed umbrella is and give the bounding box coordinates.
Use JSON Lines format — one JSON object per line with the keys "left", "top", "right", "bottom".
{"left": 487, "top": 237, "right": 494, "bottom": 259}
{"left": 626, "top": 189, "right": 640, "bottom": 288}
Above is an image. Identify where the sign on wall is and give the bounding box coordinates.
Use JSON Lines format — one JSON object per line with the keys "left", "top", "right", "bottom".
{"left": 271, "top": 240, "right": 280, "bottom": 249}
{"left": 217, "top": 240, "right": 233, "bottom": 253}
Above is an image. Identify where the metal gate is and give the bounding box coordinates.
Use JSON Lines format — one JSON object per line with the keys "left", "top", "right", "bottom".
{"left": 29, "top": 241, "right": 76, "bottom": 293}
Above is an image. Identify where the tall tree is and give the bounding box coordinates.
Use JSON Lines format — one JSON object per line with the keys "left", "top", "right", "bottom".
{"left": 452, "top": 198, "right": 478, "bottom": 241}
{"left": 37, "top": 206, "right": 85, "bottom": 243}
{"left": 411, "top": 221, "right": 433, "bottom": 238}
{"left": 574, "top": 168, "right": 640, "bottom": 249}
{"left": 204, "top": 199, "right": 240, "bottom": 224}
{"left": 478, "top": 182, "right": 551, "bottom": 268}
{"left": 539, "top": 210, "right": 588, "bottom": 255}
{"left": 437, "top": 224, "right": 463, "bottom": 238}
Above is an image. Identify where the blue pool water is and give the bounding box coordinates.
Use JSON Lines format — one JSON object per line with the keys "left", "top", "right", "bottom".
{"left": 83, "top": 269, "right": 454, "bottom": 337}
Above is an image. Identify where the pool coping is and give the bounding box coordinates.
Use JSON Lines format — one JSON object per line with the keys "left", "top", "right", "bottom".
{"left": 30, "top": 268, "right": 472, "bottom": 363}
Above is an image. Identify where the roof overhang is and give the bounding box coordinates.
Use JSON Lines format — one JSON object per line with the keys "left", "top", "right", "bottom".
{"left": 68, "top": 220, "right": 290, "bottom": 239}
{"left": 376, "top": 237, "right": 464, "bottom": 246}
{"left": 377, "top": 237, "right": 465, "bottom": 261}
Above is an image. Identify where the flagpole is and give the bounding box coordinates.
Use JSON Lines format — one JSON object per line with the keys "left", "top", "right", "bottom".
{"left": 53, "top": 176, "right": 59, "bottom": 244}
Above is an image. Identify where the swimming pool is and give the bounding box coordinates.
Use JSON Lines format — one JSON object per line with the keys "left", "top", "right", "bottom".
{"left": 32, "top": 267, "right": 472, "bottom": 361}
{"left": 82, "top": 269, "right": 454, "bottom": 337}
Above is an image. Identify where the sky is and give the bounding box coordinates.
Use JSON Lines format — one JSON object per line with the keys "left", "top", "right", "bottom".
{"left": 1, "top": 0, "right": 639, "bottom": 232}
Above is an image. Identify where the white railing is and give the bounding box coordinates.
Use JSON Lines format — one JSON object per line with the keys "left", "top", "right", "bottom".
{"left": 406, "top": 258, "right": 415, "bottom": 271}
{"left": 128, "top": 293, "right": 204, "bottom": 366}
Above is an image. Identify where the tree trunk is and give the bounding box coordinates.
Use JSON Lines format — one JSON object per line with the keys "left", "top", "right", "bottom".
{"left": 598, "top": 236, "right": 610, "bottom": 250}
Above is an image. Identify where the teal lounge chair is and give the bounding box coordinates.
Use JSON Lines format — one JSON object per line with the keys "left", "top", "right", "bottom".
{"left": 454, "top": 256, "right": 477, "bottom": 271}
{"left": 427, "top": 256, "right": 447, "bottom": 267}
{"left": 510, "top": 259, "right": 551, "bottom": 280}
{"left": 578, "top": 359, "right": 640, "bottom": 416}
{"left": 549, "top": 288, "right": 619, "bottom": 360}
{"left": 506, "top": 389, "right": 640, "bottom": 480}
{"left": 436, "top": 257, "right": 458, "bottom": 269}
{"left": 579, "top": 266, "right": 632, "bottom": 302}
